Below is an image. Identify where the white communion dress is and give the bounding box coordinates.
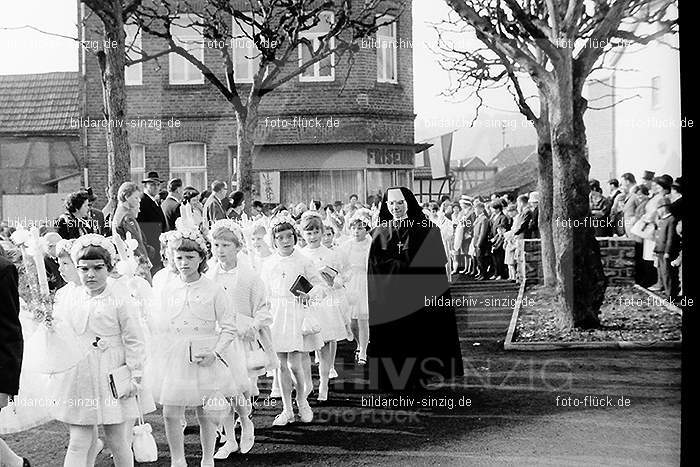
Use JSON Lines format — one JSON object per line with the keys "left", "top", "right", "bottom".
{"left": 148, "top": 275, "right": 247, "bottom": 406}
{"left": 49, "top": 282, "right": 155, "bottom": 425}
{"left": 260, "top": 249, "right": 327, "bottom": 353}
{"left": 206, "top": 260, "right": 271, "bottom": 390}
{"left": 300, "top": 245, "right": 350, "bottom": 342}
{"left": 336, "top": 236, "right": 372, "bottom": 320}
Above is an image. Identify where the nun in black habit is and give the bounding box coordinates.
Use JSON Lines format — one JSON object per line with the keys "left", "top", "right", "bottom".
{"left": 367, "top": 186, "right": 464, "bottom": 392}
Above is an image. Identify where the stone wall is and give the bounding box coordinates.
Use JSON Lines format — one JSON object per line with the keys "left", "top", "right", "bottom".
{"left": 520, "top": 238, "right": 636, "bottom": 286}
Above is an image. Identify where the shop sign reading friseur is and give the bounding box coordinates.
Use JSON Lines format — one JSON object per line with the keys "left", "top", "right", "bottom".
{"left": 366, "top": 146, "right": 414, "bottom": 167}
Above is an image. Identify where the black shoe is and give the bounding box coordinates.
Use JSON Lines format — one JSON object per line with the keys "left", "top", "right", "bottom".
{"left": 23, "top": 459, "right": 31, "bottom": 467}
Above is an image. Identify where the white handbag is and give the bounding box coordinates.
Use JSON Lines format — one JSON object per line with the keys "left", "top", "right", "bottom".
{"left": 246, "top": 340, "right": 268, "bottom": 372}
{"left": 132, "top": 397, "right": 158, "bottom": 462}
{"left": 301, "top": 311, "right": 321, "bottom": 336}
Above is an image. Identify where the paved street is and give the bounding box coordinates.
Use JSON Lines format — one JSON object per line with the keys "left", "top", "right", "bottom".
{"left": 4, "top": 279, "right": 682, "bottom": 466}
{"left": 5, "top": 341, "right": 680, "bottom": 466}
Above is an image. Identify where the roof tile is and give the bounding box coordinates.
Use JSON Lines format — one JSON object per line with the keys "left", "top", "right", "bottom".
{"left": 0, "top": 72, "right": 79, "bottom": 134}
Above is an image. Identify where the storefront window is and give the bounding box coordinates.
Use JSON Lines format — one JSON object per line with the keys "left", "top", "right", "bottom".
{"left": 280, "top": 170, "right": 363, "bottom": 205}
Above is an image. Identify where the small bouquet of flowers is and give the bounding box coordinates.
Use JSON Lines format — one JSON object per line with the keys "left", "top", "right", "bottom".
{"left": 11, "top": 226, "right": 89, "bottom": 374}
{"left": 10, "top": 227, "right": 53, "bottom": 328}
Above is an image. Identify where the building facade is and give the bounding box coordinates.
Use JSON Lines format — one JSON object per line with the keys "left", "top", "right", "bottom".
{"left": 450, "top": 156, "right": 498, "bottom": 193}
{"left": 585, "top": 19, "right": 681, "bottom": 183}
{"left": 79, "top": 1, "right": 415, "bottom": 206}
{"left": 0, "top": 72, "right": 82, "bottom": 221}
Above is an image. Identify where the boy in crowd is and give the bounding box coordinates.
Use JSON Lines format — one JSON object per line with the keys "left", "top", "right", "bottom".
{"left": 654, "top": 196, "right": 680, "bottom": 301}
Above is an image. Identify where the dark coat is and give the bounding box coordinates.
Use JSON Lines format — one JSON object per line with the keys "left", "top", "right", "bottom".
{"left": 654, "top": 214, "right": 680, "bottom": 257}
{"left": 529, "top": 206, "right": 540, "bottom": 238}
{"left": 137, "top": 193, "right": 166, "bottom": 269}
{"left": 473, "top": 213, "right": 491, "bottom": 253}
{"left": 161, "top": 195, "right": 182, "bottom": 231}
{"left": 367, "top": 219, "right": 464, "bottom": 391}
{"left": 0, "top": 256, "right": 22, "bottom": 398}
{"left": 490, "top": 212, "right": 511, "bottom": 239}
{"left": 203, "top": 194, "right": 227, "bottom": 227}
{"left": 88, "top": 207, "right": 107, "bottom": 236}
{"left": 56, "top": 212, "right": 91, "bottom": 239}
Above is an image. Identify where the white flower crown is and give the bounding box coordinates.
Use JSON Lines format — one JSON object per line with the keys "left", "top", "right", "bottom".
{"left": 70, "top": 233, "right": 117, "bottom": 264}
{"left": 170, "top": 227, "right": 208, "bottom": 252}
{"left": 55, "top": 239, "right": 74, "bottom": 258}
{"left": 349, "top": 208, "right": 373, "bottom": 226}
{"left": 209, "top": 219, "right": 244, "bottom": 245}
{"left": 269, "top": 212, "right": 296, "bottom": 230}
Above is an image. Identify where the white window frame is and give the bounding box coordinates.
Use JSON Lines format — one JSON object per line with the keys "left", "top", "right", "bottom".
{"left": 298, "top": 12, "right": 335, "bottom": 82}
{"left": 169, "top": 14, "right": 205, "bottom": 85}
{"left": 376, "top": 15, "right": 398, "bottom": 83}
{"left": 129, "top": 143, "right": 146, "bottom": 183}
{"left": 125, "top": 23, "right": 142, "bottom": 85}
{"left": 169, "top": 142, "right": 208, "bottom": 187}
{"left": 231, "top": 13, "right": 261, "bottom": 84}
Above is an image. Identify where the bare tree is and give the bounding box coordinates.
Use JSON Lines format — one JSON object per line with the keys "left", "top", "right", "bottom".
{"left": 126, "top": 0, "right": 406, "bottom": 204}
{"left": 440, "top": 0, "right": 678, "bottom": 329}
{"left": 81, "top": 0, "right": 144, "bottom": 213}
{"left": 435, "top": 24, "right": 557, "bottom": 288}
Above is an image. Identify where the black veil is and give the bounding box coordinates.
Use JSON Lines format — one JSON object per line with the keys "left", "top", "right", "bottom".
{"left": 377, "top": 186, "right": 426, "bottom": 223}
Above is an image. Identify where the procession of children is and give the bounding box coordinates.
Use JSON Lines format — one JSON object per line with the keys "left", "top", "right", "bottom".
{"left": 0, "top": 183, "right": 375, "bottom": 467}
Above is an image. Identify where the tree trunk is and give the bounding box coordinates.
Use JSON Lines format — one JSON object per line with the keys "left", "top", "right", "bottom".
{"left": 236, "top": 98, "right": 260, "bottom": 211}
{"left": 534, "top": 122, "right": 556, "bottom": 287}
{"left": 548, "top": 52, "right": 607, "bottom": 330}
{"left": 96, "top": 4, "right": 130, "bottom": 212}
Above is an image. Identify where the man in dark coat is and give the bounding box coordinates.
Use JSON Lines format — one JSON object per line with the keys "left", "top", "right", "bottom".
{"left": 137, "top": 171, "right": 166, "bottom": 274}
{"left": 0, "top": 254, "right": 31, "bottom": 467}
{"left": 367, "top": 186, "right": 464, "bottom": 392}
{"left": 203, "top": 180, "right": 228, "bottom": 228}
{"left": 161, "top": 178, "right": 183, "bottom": 231}
{"left": 489, "top": 201, "right": 511, "bottom": 279}
{"left": 0, "top": 255, "right": 22, "bottom": 407}
{"left": 472, "top": 201, "right": 491, "bottom": 279}
{"left": 84, "top": 187, "right": 107, "bottom": 235}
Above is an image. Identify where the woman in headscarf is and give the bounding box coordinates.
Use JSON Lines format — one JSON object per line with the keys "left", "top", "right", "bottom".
{"left": 367, "top": 187, "right": 464, "bottom": 392}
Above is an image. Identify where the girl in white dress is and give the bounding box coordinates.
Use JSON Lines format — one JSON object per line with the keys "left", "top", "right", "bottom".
{"left": 321, "top": 221, "right": 345, "bottom": 380}
{"left": 50, "top": 234, "right": 151, "bottom": 467}
{"left": 206, "top": 220, "right": 274, "bottom": 458}
{"left": 152, "top": 231, "right": 179, "bottom": 290}
{"left": 299, "top": 213, "right": 349, "bottom": 401}
{"left": 148, "top": 229, "right": 242, "bottom": 467}
{"left": 260, "top": 217, "right": 325, "bottom": 426}
{"left": 336, "top": 210, "right": 372, "bottom": 366}
{"left": 247, "top": 223, "right": 272, "bottom": 273}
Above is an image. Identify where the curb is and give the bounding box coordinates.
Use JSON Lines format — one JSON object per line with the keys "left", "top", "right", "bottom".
{"left": 633, "top": 284, "right": 684, "bottom": 313}
{"left": 503, "top": 282, "right": 682, "bottom": 351}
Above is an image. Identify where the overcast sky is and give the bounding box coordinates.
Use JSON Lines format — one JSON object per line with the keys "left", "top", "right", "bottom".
{"left": 0, "top": 0, "right": 527, "bottom": 149}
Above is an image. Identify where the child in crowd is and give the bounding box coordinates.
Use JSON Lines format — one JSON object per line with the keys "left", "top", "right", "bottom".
{"left": 248, "top": 223, "right": 273, "bottom": 272}
{"left": 654, "top": 197, "right": 680, "bottom": 301}
{"left": 260, "top": 216, "right": 326, "bottom": 425}
{"left": 321, "top": 222, "right": 337, "bottom": 249}
{"left": 504, "top": 227, "right": 517, "bottom": 281}
{"left": 299, "top": 212, "right": 349, "bottom": 402}
{"left": 320, "top": 221, "right": 345, "bottom": 379}
{"left": 152, "top": 231, "right": 179, "bottom": 290}
{"left": 149, "top": 229, "right": 243, "bottom": 467}
{"left": 51, "top": 234, "right": 152, "bottom": 467}
{"left": 206, "top": 220, "right": 274, "bottom": 458}
{"left": 336, "top": 209, "right": 372, "bottom": 366}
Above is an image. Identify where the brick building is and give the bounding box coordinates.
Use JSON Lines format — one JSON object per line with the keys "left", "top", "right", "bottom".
{"left": 78, "top": 1, "right": 415, "bottom": 206}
